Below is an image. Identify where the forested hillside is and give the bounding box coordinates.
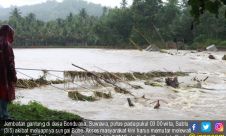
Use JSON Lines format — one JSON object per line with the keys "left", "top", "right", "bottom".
{"left": 0, "top": 0, "right": 103, "bottom": 21}
{"left": 0, "top": 0, "right": 226, "bottom": 49}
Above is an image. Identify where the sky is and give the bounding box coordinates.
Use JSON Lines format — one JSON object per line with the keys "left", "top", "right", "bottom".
{"left": 0, "top": 0, "right": 133, "bottom": 8}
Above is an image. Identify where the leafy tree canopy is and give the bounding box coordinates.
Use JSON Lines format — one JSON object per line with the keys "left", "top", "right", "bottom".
{"left": 188, "top": 0, "right": 226, "bottom": 20}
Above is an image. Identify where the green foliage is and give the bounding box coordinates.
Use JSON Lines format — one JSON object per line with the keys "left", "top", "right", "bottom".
{"left": 130, "top": 0, "right": 163, "bottom": 44}
{"left": 0, "top": 0, "right": 226, "bottom": 48}
{"left": 94, "top": 8, "right": 133, "bottom": 46}
{"left": 157, "top": 0, "right": 181, "bottom": 41}
{"left": 191, "top": 39, "right": 223, "bottom": 49}
{"left": 193, "top": 34, "right": 207, "bottom": 43}
{"left": 219, "top": 40, "right": 226, "bottom": 46}
{"left": 188, "top": 0, "right": 226, "bottom": 20}
{"left": 9, "top": 102, "right": 82, "bottom": 120}
{"left": 202, "top": 39, "right": 222, "bottom": 46}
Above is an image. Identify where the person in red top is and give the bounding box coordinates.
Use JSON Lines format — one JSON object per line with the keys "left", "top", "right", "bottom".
{"left": 0, "top": 24, "right": 17, "bottom": 120}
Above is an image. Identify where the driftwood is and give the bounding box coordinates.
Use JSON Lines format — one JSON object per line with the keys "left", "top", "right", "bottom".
{"left": 154, "top": 100, "right": 160, "bottom": 109}
{"left": 150, "top": 100, "right": 160, "bottom": 109}
{"left": 203, "top": 76, "right": 209, "bottom": 82}
{"left": 127, "top": 98, "right": 134, "bottom": 107}
{"left": 150, "top": 100, "right": 168, "bottom": 109}
{"left": 165, "top": 77, "right": 179, "bottom": 88}
{"left": 192, "top": 76, "right": 209, "bottom": 82}
{"left": 209, "top": 55, "right": 216, "bottom": 59}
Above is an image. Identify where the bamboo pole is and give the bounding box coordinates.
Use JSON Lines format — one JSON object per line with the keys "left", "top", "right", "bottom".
{"left": 129, "top": 38, "right": 143, "bottom": 51}
{"left": 16, "top": 69, "right": 94, "bottom": 92}
{"left": 133, "top": 28, "right": 151, "bottom": 45}
{"left": 94, "top": 66, "right": 142, "bottom": 89}
{"left": 17, "top": 71, "right": 66, "bottom": 91}
{"left": 16, "top": 68, "right": 64, "bottom": 72}
{"left": 72, "top": 64, "right": 135, "bottom": 96}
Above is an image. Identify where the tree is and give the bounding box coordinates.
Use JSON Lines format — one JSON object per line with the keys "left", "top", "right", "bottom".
{"left": 102, "top": 7, "right": 108, "bottom": 16}
{"left": 131, "top": 0, "right": 163, "bottom": 44}
{"left": 3, "top": 0, "right": 226, "bottom": 48}
{"left": 94, "top": 8, "right": 133, "bottom": 46}
{"left": 188, "top": 0, "right": 226, "bottom": 20}
{"left": 67, "top": 12, "right": 73, "bottom": 22}
{"left": 8, "top": 8, "right": 24, "bottom": 46}
{"left": 157, "top": 0, "right": 181, "bottom": 41}
{"left": 121, "top": 0, "right": 128, "bottom": 8}
{"left": 10, "top": 8, "right": 22, "bottom": 19}
{"left": 79, "top": 8, "right": 88, "bottom": 19}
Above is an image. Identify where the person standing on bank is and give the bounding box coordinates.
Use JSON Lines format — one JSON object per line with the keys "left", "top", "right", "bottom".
{"left": 0, "top": 25, "right": 17, "bottom": 120}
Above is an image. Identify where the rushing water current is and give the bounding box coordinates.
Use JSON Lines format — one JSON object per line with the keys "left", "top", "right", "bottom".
{"left": 14, "top": 49, "right": 226, "bottom": 120}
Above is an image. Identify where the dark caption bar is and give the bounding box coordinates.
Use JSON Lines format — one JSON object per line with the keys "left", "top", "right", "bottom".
{"left": 0, "top": 120, "right": 225, "bottom": 136}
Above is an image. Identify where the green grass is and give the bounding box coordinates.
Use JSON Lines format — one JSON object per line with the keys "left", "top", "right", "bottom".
{"left": 190, "top": 38, "right": 226, "bottom": 49}
{"left": 8, "top": 102, "right": 82, "bottom": 121}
